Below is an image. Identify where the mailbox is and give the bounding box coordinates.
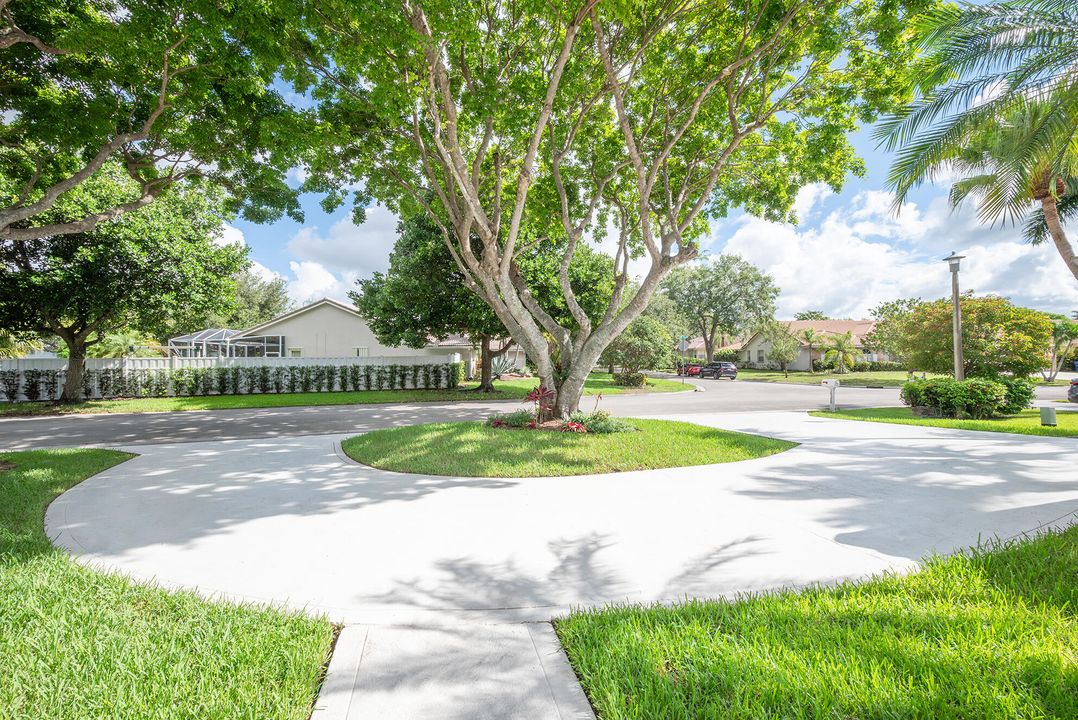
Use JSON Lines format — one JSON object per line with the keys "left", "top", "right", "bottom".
{"left": 821, "top": 379, "right": 840, "bottom": 388}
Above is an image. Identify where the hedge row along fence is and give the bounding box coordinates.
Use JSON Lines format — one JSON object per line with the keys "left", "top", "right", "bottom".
{"left": 0, "top": 362, "right": 465, "bottom": 403}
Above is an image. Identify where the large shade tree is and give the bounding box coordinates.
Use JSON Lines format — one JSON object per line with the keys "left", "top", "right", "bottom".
{"left": 0, "top": 170, "right": 246, "bottom": 401}
{"left": 0, "top": 0, "right": 311, "bottom": 243}
{"left": 300, "top": 0, "right": 933, "bottom": 416}
{"left": 879, "top": 0, "right": 1078, "bottom": 282}
{"left": 664, "top": 256, "right": 779, "bottom": 362}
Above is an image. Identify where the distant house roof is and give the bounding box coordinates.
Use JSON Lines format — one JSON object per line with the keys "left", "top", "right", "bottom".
{"left": 233, "top": 297, "right": 363, "bottom": 338}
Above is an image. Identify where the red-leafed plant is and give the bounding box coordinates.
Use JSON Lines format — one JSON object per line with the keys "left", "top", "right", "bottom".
{"left": 525, "top": 420, "right": 539, "bottom": 429}
{"left": 561, "top": 421, "right": 587, "bottom": 433}
{"left": 525, "top": 385, "right": 555, "bottom": 422}
{"left": 490, "top": 418, "right": 505, "bottom": 428}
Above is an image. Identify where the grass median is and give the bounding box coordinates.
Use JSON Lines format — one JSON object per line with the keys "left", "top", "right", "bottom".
{"left": 810, "top": 407, "right": 1078, "bottom": 438}
{"left": 0, "top": 372, "right": 687, "bottom": 417}
{"left": 341, "top": 419, "right": 795, "bottom": 477}
{"left": 0, "top": 449, "right": 334, "bottom": 719}
{"left": 556, "top": 525, "right": 1078, "bottom": 719}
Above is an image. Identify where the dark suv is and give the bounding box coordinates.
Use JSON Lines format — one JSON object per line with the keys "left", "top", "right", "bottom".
{"left": 699, "top": 361, "right": 738, "bottom": 379}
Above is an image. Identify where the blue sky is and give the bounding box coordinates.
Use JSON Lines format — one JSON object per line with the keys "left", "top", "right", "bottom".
{"left": 229, "top": 122, "right": 1078, "bottom": 320}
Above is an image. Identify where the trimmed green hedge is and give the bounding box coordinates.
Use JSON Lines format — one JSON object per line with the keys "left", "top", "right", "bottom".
{"left": 900, "top": 376, "right": 1035, "bottom": 418}
{"left": 0, "top": 362, "right": 464, "bottom": 403}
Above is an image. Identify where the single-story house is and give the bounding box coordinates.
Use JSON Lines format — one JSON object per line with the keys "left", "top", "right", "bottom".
{"left": 738, "top": 319, "right": 887, "bottom": 371}
{"left": 168, "top": 297, "right": 525, "bottom": 377}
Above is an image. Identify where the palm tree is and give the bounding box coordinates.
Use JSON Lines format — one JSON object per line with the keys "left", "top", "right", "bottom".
{"left": 798, "top": 328, "right": 823, "bottom": 371}
{"left": 822, "top": 332, "right": 860, "bottom": 374}
{"left": 87, "top": 331, "right": 162, "bottom": 358}
{"left": 878, "top": 0, "right": 1078, "bottom": 281}
{"left": 0, "top": 329, "right": 41, "bottom": 358}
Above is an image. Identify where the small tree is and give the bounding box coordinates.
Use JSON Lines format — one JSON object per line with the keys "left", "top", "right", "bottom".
{"left": 894, "top": 296, "right": 1053, "bottom": 378}
{"left": 601, "top": 316, "right": 672, "bottom": 382}
{"left": 798, "top": 328, "right": 824, "bottom": 371}
{"left": 1042, "top": 315, "right": 1078, "bottom": 382}
{"left": 795, "top": 311, "right": 829, "bottom": 321}
{"left": 823, "top": 332, "right": 860, "bottom": 374}
{"left": 863, "top": 297, "right": 924, "bottom": 365}
{"left": 0, "top": 329, "right": 41, "bottom": 358}
{"left": 764, "top": 324, "right": 801, "bottom": 377}
{"left": 664, "top": 257, "right": 778, "bottom": 363}
{"left": 86, "top": 331, "right": 163, "bottom": 359}
{"left": 0, "top": 172, "right": 245, "bottom": 401}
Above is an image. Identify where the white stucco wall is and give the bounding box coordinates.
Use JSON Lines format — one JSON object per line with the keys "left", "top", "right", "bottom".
{"left": 246, "top": 303, "right": 434, "bottom": 359}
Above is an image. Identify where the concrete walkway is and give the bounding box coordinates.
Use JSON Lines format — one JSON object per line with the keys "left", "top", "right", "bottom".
{"left": 44, "top": 411, "right": 1078, "bottom": 718}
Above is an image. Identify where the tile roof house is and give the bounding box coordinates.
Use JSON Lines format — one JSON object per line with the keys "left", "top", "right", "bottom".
{"left": 739, "top": 319, "right": 886, "bottom": 370}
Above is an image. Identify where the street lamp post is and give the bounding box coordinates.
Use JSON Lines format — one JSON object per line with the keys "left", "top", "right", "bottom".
{"left": 943, "top": 251, "right": 965, "bottom": 380}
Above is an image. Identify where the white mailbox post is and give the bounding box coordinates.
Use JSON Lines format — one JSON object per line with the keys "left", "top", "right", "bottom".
{"left": 821, "top": 379, "right": 840, "bottom": 412}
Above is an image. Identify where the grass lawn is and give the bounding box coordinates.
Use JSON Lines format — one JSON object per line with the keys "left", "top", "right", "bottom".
{"left": 556, "top": 526, "right": 1078, "bottom": 719}
{"left": 735, "top": 369, "right": 941, "bottom": 387}
{"left": 340, "top": 419, "right": 795, "bottom": 477}
{"left": 810, "top": 407, "right": 1078, "bottom": 438}
{"left": 0, "top": 372, "right": 686, "bottom": 418}
{"left": 0, "top": 449, "right": 335, "bottom": 719}
{"left": 737, "top": 369, "right": 1068, "bottom": 388}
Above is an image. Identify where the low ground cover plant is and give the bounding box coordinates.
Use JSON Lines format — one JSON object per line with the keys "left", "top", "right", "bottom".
{"left": 901, "top": 377, "right": 1035, "bottom": 418}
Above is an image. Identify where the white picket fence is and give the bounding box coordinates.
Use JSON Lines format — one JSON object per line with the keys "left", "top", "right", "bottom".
{"left": 0, "top": 353, "right": 461, "bottom": 403}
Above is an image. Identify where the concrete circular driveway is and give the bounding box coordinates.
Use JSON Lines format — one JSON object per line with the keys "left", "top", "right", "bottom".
{"left": 46, "top": 411, "right": 1078, "bottom": 624}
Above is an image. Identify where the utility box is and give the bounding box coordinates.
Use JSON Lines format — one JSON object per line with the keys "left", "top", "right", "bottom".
{"left": 1040, "top": 407, "right": 1058, "bottom": 427}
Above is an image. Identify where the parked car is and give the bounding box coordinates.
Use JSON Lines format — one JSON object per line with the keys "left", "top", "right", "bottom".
{"left": 677, "top": 363, "right": 702, "bottom": 376}
{"left": 699, "top": 362, "right": 738, "bottom": 380}
{"left": 1069, "top": 378, "right": 1078, "bottom": 403}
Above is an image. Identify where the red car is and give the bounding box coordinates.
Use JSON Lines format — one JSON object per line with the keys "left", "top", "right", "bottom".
{"left": 677, "top": 363, "right": 702, "bottom": 376}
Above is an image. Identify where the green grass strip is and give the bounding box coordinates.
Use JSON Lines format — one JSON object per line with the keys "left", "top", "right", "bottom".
{"left": 557, "top": 526, "right": 1078, "bottom": 719}
{"left": 810, "top": 407, "right": 1078, "bottom": 438}
{"left": 0, "top": 449, "right": 334, "bottom": 719}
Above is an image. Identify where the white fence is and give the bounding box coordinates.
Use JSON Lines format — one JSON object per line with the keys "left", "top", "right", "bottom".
{"left": 0, "top": 353, "right": 461, "bottom": 403}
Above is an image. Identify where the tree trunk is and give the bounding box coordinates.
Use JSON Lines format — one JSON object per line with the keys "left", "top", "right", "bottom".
{"left": 1042, "top": 195, "right": 1078, "bottom": 282}
{"left": 61, "top": 338, "right": 87, "bottom": 403}
{"left": 475, "top": 335, "right": 496, "bottom": 392}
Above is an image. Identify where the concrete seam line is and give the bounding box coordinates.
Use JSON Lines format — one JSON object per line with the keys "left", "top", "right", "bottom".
{"left": 527, "top": 622, "right": 567, "bottom": 720}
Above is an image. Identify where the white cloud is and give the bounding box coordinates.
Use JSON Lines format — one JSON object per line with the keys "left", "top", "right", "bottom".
{"left": 712, "top": 185, "right": 1078, "bottom": 318}
{"left": 287, "top": 205, "right": 398, "bottom": 279}
{"left": 285, "top": 260, "right": 358, "bottom": 305}
{"left": 215, "top": 223, "right": 247, "bottom": 247}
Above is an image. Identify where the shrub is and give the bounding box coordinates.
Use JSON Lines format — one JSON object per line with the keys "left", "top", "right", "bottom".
{"left": 272, "top": 367, "right": 286, "bottom": 394}
{"left": 569, "top": 409, "right": 635, "bottom": 434}
{"left": 411, "top": 364, "right": 421, "bottom": 389}
{"left": 449, "top": 362, "right": 464, "bottom": 388}
{"left": 420, "top": 364, "right": 431, "bottom": 389}
{"left": 613, "top": 371, "right": 645, "bottom": 387}
{"left": 713, "top": 349, "right": 740, "bottom": 363}
{"left": 298, "top": 366, "right": 314, "bottom": 393}
{"left": 0, "top": 370, "right": 20, "bottom": 401}
{"left": 241, "top": 366, "right": 258, "bottom": 394}
{"left": 214, "top": 366, "right": 229, "bottom": 395}
{"left": 149, "top": 370, "right": 171, "bottom": 397}
{"left": 1000, "top": 378, "right": 1035, "bottom": 415}
{"left": 21, "top": 369, "right": 44, "bottom": 402}
{"left": 348, "top": 365, "right": 362, "bottom": 392}
{"left": 197, "top": 368, "right": 215, "bottom": 396}
{"left": 228, "top": 367, "right": 242, "bottom": 395}
{"left": 39, "top": 369, "right": 60, "bottom": 400}
{"left": 287, "top": 365, "right": 301, "bottom": 393}
{"left": 257, "top": 366, "right": 272, "bottom": 394}
{"left": 486, "top": 409, "right": 535, "bottom": 428}
{"left": 363, "top": 364, "right": 373, "bottom": 390}
{"left": 901, "top": 377, "right": 1020, "bottom": 418}
{"left": 561, "top": 421, "right": 588, "bottom": 433}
